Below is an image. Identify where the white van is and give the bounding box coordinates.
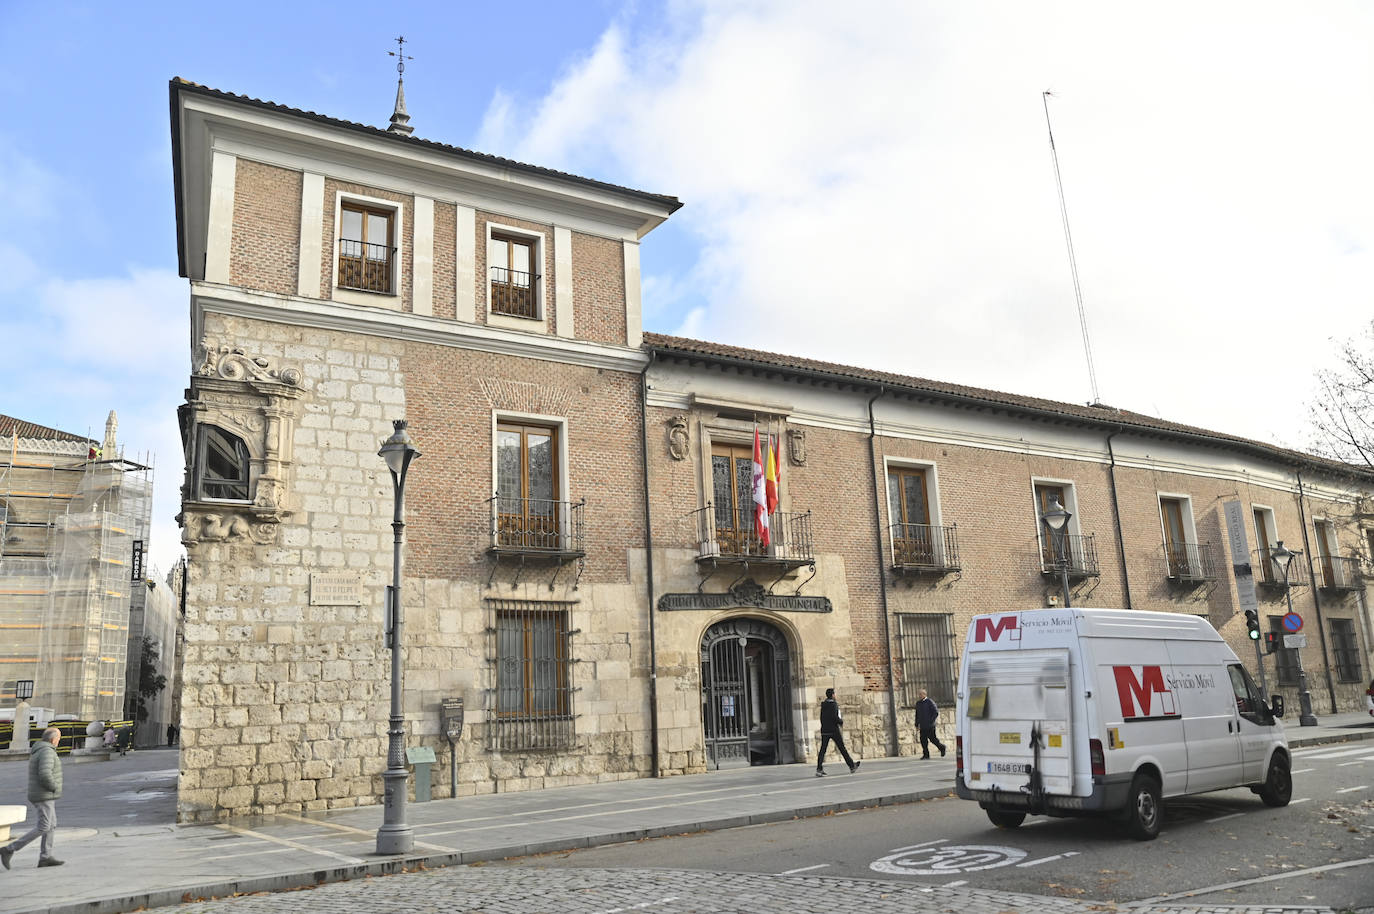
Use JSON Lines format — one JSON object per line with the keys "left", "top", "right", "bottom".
{"left": 954, "top": 608, "right": 1290, "bottom": 840}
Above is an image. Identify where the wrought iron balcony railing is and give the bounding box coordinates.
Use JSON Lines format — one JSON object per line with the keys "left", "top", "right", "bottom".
{"left": 490, "top": 267, "right": 541, "bottom": 318}
{"left": 692, "top": 505, "right": 814, "bottom": 566}
{"left": 1315, "top": 554, "right": 1360, "bottom": 592}
{"left": 337, "top": 239, "right": 395, "bottom": 293}
{"left": 1040, "top": 532, "right": 1100, "bottom": 578}
{"left": 1163, "top": 541, "right": 1217, "bottom": 583}
{"left": 1251, "top": 547, "right": 1309, "bottom": 588}
{"left": 487, "top": 495, "right": 585, "bottom": 556}
{"left": 890, "top": 523, "right": 960, "bottom": 573}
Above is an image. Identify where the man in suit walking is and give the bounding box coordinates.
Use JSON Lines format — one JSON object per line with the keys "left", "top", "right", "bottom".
{"left": 816, "top": 688, "right": 859, "bottom": 776}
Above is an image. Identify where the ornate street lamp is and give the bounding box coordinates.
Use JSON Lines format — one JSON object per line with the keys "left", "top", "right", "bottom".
{"left": 377, "top": 419, "right": 420, "bottom": 854}
{"left": 1039, "top": 496, "right": 1073, "bottom": 608}
{"left": 1270, "top": 541, "right": 1318, "bottom": 727}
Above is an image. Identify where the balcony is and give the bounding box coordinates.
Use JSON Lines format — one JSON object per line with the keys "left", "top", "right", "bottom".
{"left": 1315, "top": 555, "right": 1361, "bottom": 593}
{"left": 1163, "top": 542, "right": 1217, "bottom": 584}
{"left": 1251, "top": 547, "right": 1309, "bottom": 589}
{"left": 1040, "top": 532, "right": 1101, "bottom": 579}
{"left": 337, "top": 239, "right": 394, "bottom": 293}
{"left": 487, "top": 496, "right": 585, "bottom": 559}
{"left": 890, "top": 523, "right": 960, "bottom": 575}
{"left": 491, "top": 268, "right": 540, "bottom": 318}
{"left": 692, "top": 505, "right": 815, "bottom": 569}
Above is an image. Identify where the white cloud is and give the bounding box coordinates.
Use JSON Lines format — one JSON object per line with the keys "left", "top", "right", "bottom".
{"left": 480, "top": 0, "right": 1374, "bottom": 451}
{"left": 1, "top": 268, "right": 188, "bottom": 576}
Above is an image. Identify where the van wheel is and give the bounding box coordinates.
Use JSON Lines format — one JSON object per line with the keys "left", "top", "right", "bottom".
{"left": 1258, "top": 756, "right": 1292, "bottom": 807}
{"left": 1122, "top": 774, "right": 1162, "bottom": 841}
{"left": 986, "top": 809, "right": 1026, "bottom": 829}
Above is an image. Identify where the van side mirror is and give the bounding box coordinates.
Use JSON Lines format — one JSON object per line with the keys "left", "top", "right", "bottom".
{"left": 1269, "top": 694, "right": 1285, "bottom": 719}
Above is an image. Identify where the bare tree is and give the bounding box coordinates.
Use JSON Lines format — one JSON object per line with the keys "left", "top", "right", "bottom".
{"left": 1309, "top": 321, "right": 1374, "bottom": 471}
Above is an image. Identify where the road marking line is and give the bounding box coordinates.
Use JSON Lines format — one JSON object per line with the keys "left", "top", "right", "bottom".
{"left": 1338, "top": 760, "right": 1369, "bottom": 767}
{"left": 1296, "top": 746, "right": 1373, "bottom": 759}
{"left": 1205, "top": 812, "right": 1245, "bottom": 823}
{"left": 885, "top": 839, "right": 947, "bottom": 853}
{"left": 1290, "top": 797, "right": 1312, "bottom": 804}
{"left": 1017, "top": 851, "right": 1080, "bottom": 867}
{"left": 1292, "top": 768, "right": 1315, "bottom": 774}
{"left": 213, "top": 823, "right": 365, "bottom": 865}
{"left": 1135, "top": 856, "right": 1374, "bottom": 904}
{"left": 272, "top": 811, "right": 457, "bottom": 852}
{"left": 1337, "top": 785, "right": 1368, "bottom": 793}
{"left": 944, "top": 880, "right": 968, "bottom": 887}
{"left": 593, "top": 897, "right": 680, "bottom": 914}
{"left": 781, "top": 864, "right": 830, "bottom": 874}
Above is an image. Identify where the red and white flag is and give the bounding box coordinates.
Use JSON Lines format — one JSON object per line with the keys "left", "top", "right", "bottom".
{"left": 752, "top": 427, "right": 770, "bottom": 547}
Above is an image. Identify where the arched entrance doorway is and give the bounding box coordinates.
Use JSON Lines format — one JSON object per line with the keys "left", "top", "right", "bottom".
{"left": 700, "top": 618, "right": 795, "bottom": 769}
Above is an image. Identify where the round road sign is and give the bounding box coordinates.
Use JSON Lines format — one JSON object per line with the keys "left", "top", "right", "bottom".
{"left": 1282, "top": 612, "right": 1303, "bottom": 633}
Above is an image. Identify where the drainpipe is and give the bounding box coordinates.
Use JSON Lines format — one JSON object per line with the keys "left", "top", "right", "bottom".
{"left": 639, "top": 351, "right": 661, "bottom": 776}
{"left": 1105, "top": 429, "right": 1133, "bottom": 609}
{"left": 1294, "top": 470, "right": 1338, "bottom": 712}
{"left": 867, "top": 386, "right": 900, "bottom": 754}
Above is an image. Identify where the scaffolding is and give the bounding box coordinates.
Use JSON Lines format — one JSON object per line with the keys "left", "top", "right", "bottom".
{"left": 1, "top": 424, "right": 154, "bottom": 720}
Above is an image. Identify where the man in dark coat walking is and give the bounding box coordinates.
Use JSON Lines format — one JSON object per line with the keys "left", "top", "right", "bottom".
{"left": 915, "top": 688, "right": 947, "bottom": 759}
{"left": 1, "top": 727, "right": 65, "bottom": 869}
{"left": 816, "top": 688, "right": 858, "bottom": 776}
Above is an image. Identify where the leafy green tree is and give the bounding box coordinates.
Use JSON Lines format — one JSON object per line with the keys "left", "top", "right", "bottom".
{"left": 133, "top": 636, "right": 168, "bottom": 722}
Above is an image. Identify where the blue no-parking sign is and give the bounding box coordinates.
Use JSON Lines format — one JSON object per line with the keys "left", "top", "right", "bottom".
{"left": 1282, "top": 612, "right": 1303, "bottom": 633}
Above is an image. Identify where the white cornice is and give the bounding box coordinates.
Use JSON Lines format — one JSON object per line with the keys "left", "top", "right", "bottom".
{"left": 190, "top": 283, "right": 650, "bottom": 374}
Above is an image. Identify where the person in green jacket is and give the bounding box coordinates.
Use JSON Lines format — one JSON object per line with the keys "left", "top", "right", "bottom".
{"left": 0, "top": 727, "right": 64, "bottom": 869}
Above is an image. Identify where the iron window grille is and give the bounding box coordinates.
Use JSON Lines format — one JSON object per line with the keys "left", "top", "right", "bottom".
{"left": 896, "top": 613, "right": 957, "bottom": 708}
{"left": 488, "top": 599, "right": 577, "bottom": 751}
{"left": 1331, "top": 618, "right": 1363, "bottom": 683}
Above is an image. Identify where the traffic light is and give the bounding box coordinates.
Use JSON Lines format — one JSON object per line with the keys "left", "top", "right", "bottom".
{"left": 1264, "top": 631, "right": 1280, "bottom": 654}
{"left": 1245, "top": 609, "right": 1261, "bottom": 640}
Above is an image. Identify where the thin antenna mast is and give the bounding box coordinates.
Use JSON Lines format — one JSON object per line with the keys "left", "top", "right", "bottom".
{"left": 1042, "top": 91, "right": 1101, "bottom": 405}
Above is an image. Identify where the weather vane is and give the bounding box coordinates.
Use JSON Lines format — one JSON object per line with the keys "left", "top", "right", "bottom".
{"left": 389, "top": 35, "right": 413, "bottom": 78}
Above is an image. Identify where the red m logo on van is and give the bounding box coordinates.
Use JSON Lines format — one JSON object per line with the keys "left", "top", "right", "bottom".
{"left": 973, "top": 616, "right": 1020, "bottom": 643}
{"left": 1113, "top": 666, "right": 1178, "bottom": 719}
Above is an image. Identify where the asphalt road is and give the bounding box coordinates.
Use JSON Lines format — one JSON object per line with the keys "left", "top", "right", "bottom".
{"left": 489, "top": 740, "right": 1374, "bottom": 911}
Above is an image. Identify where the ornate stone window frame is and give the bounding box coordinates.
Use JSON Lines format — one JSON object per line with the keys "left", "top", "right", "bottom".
{"left": 178, "top": 342, "right": 306, "bottom": 547}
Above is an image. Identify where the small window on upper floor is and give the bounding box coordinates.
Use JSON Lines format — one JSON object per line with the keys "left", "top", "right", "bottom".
{"left": 338, "top": 202, "right": 395, "bottom": 294}
{"left": 490, "top": 232, "right": 541, "bottom": 319}
{"left": 195, "top": 425, "right": 250, "bottom": 502}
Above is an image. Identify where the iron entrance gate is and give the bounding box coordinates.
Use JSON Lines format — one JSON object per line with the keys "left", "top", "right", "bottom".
{"left": 700, "top": 618, "right": 794, "bottom": 769}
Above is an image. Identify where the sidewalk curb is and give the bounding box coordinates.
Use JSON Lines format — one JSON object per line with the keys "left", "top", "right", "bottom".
{"left": 38, "top": 786, "right": 957, "bottom": 914}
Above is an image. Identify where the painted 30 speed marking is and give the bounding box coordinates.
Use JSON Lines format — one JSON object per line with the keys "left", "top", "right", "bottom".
{"left": 871, "top": 839, "right": 1027, "bottom": 876}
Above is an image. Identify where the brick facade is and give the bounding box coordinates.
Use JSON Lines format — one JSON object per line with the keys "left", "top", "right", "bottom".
{"left": 170, "top": 80, "right": 1374, "bottom": 823}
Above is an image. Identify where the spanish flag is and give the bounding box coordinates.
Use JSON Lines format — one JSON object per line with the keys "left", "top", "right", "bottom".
{"left": 765, "top": 434, "right": 779, "bottom": 516}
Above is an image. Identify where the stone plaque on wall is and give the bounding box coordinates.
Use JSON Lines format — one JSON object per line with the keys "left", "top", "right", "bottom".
{"left": 310, "top": 572, "right": 363, "bottom": 606}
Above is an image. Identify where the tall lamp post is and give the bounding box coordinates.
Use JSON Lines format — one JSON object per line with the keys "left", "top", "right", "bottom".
{"left": 1270, "top": 541, "right": 1318, "bottom": 727}
{"left": 377, "top": 419, "right": 420, "bottom": 854}
{"left": 1040, "top": 497, "right": 1073, "bottom": 608}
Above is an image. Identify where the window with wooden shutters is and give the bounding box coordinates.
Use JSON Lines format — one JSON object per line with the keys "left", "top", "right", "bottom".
{"left": 337, "top": 202, "right": 394, "bottom": 293}
{"left": 496, "top": 422, "right": 560, "bottom": 550}
{"left": 490, "top": 600, "right": 575, "bottom": 750}
{"left": 490, "top": 232, "right": 539, "bottom": 318}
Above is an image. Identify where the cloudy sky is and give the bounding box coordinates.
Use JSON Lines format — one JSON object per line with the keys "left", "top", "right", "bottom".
{"left": 2, "top": 0, "right": 1371, "bottom": 576}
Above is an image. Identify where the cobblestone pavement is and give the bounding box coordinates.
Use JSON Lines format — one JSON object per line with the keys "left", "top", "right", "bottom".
{"left": 157, "top": 865, "right": 1354, "bottom": 914}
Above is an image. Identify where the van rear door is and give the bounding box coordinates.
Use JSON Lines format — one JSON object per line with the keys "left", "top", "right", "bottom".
{"left": 965, "top": 649, "right": 1074, "bottom": 798}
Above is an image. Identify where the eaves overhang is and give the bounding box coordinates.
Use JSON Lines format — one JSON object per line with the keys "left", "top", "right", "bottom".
{"left": 643, "top": 332, "right": 1374, "bottom": 484}
{"left": 169, "top": 78, "right": 682, "bottom": 278}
